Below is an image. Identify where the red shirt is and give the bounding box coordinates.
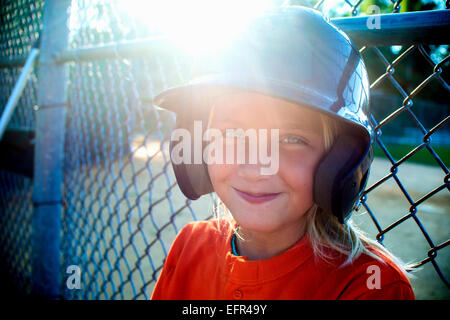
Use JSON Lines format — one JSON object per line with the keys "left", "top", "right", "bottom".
{"left": 151, "top": 220, "right": 415, "bottom": 300}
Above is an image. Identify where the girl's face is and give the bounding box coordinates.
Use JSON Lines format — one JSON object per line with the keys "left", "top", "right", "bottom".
{"left": 207, "top": 92, "right": 327, "bottom": 234}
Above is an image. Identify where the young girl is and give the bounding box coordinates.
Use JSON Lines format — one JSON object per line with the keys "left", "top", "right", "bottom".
{"left": 150, "top": 6, "right": 415, "bottom": 300}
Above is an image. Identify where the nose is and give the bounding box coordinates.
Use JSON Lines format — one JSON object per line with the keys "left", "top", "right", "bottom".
{"left": 231, "top": 130, "right": 276, "bottom": 180}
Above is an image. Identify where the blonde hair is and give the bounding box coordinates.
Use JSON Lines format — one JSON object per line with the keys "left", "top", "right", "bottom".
{"left": 305, "top": 113, "right": 384, "bottom": 266}
{"left": 211, "top": 109, "right": 412, "bottom": 275}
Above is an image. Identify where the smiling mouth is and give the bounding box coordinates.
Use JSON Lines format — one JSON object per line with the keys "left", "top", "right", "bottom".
{"left": 233, "top": 188, "right": 282, "bottom": 204}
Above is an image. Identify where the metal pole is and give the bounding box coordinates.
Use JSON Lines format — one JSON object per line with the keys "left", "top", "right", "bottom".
{"left": 55, "top": 35, "right": 174, "bottom": 63}
{"left": 0, "top": 41, "right": 39, "bottom": 141}
{"left": 32, "top": 0, "right": 71, "bottom": 299}
{"left": 1, "top": 9, "right": 448, "bottom": 69}
{"left": 49, "top": 9, "right": 448, "bottom": 64}
{"left": 332, "top": 9, "right": 450, "bottom": 47}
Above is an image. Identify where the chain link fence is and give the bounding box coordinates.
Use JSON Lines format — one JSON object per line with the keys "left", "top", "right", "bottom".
{"left": 0, "top": 0, "right": 43, "bottom": 296}
{"left": 0, "top": 0, "right": 448, "bottom": 299}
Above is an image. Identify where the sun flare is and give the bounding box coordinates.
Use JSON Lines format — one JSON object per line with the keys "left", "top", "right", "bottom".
{"left": 117, "top": 0, "right": 277, "bottom": 54}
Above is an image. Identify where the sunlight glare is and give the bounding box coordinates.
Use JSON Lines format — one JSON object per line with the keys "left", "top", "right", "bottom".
{"left": 131, "top": 135, "right": 167, "bottom": 161}
{"left": 118, "top": 0, "right": 276, "bottom": 54}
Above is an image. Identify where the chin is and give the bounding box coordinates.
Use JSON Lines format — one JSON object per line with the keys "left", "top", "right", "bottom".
{"left": 228, "top": 208, "right": 286, "bottom": 234}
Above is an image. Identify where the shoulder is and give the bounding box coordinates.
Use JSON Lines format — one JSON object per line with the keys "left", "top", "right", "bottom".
{"left": 334, "top": 246, "right": 415, "bottom": 299}
{"left": 175, "top": 219, "right": 229, "bottom": 240}
{"left": 168, "top": 219, "right": 231, "bottom": 257}
{"left": 152, "top": 219, "right": 231, "bottom": 299}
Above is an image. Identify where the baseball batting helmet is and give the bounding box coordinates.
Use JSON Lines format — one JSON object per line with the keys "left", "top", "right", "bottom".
{"left": 152, "top": 6, "right": 374, "bottom": 223}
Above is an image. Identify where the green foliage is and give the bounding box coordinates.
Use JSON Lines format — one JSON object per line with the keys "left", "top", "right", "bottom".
{"left": 374, "top": 142, "right": 450, "bottom": 166}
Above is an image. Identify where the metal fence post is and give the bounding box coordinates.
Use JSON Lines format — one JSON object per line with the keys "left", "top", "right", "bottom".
{"left": 32, "top": 0, "right": 71, "bottom": 298}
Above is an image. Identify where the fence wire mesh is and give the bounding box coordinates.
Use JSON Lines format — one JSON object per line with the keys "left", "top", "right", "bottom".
{"left": 0, "top": 0, "right": 43, "bottom": 296}
{"left": 0, "top": 0, "right": 448, "bottom": 299}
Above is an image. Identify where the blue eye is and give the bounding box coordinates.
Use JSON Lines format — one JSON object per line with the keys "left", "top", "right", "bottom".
{"left": 280, "top": 135, "right": 308, "bottom": 145}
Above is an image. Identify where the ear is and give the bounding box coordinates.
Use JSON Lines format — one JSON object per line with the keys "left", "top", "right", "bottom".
{"left": 314, "top": 134, "right": 370, "bottom": 223}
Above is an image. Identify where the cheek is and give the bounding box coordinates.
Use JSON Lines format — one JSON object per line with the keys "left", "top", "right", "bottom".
{"left": 207, "top": 163, "right": 234, "bottom": 195}
{"left": 278, "top": 150, "right": 320, "bottom": 200}
{"left": 207, "top": 164, "right": 221, "bottom": 189}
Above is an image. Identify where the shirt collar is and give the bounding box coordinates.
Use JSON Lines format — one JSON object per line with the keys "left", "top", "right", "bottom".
{"left": 221, "top": 223, "right": 314, "bottom": 284}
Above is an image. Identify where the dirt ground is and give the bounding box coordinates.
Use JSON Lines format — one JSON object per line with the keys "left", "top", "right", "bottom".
{"left": 69, "top": 140, "right": 449, "bottom": 299}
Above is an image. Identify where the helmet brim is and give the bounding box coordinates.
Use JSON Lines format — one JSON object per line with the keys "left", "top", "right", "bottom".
{"left": 152, "top": 73, "right": 371, "bottom": 149}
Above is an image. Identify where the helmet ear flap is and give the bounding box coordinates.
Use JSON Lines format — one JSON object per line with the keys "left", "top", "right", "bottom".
{"left": 169, "top": 124, "right": 214, "bottom": 200}
{"left": 314, "top": 134, "right": 371, "bottom": 223}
